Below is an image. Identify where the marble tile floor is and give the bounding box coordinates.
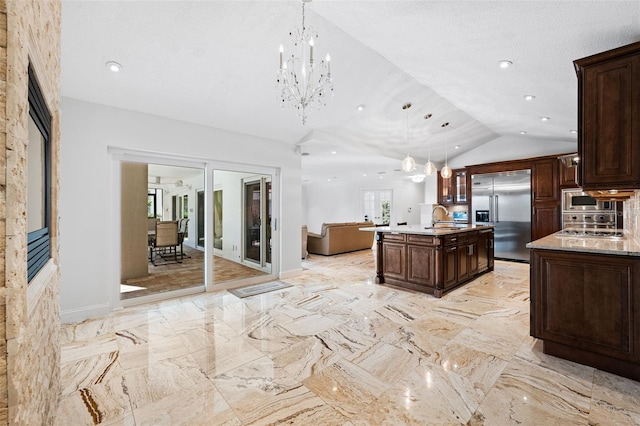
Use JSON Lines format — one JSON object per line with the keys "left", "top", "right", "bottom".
{"left": 121, "top": 248, "right": 267, "bottom": 300}
{"left": 56, "top": 251, "right": 640, "bottom": 425}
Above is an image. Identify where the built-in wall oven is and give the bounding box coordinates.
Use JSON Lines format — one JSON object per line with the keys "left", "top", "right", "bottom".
{"left": 562, "top": 189, "right": 614, "bottom": 212}
{"left": 561, "top": 189, "right": 618, "bottom": 230}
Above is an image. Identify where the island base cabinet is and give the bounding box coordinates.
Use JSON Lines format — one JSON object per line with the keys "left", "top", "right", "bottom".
{"left": 375, "top": 229, "right": 493, "bottom": 298}
{"left": 381, "top": 242, "right": 406, "bottom": 282}
{"left": 530, "top": 249, "right": 640, "bottom": 381}
{"left": 407, "top": 245, "right": 436, "bottom": 288}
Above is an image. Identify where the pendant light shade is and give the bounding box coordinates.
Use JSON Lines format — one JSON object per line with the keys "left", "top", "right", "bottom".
{"left": 423, "top": 113, "right": 436, "bottom": 175}
{"left": 440, "top": 121, "right": 452, "bottom": 178}
{"left": 441, "top": 164, "right": 452, "bottom": 178}
{"left": 400, "top": 102, "right": 415, "bottom": 172}
{"left": 424, "top": 160, "right": 436, "bottom": 175}
{"left": 402, "top": 154, "right": 416, "bottom": 172}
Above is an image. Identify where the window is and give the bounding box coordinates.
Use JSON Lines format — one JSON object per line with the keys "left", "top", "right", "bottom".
{"left": 362, "top": 190, "right": 392, "bottom": 225}
{"left": 27, "top": 64, "right": 52, "bottom": 282}
{"left": 147, "top": 188, "right": 163, "bottom": 218}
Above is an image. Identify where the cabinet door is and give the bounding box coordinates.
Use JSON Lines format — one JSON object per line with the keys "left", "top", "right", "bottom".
{"left": 477, "top": 231, "right": 489, "bottom": 272}
{"left": 437, "top": 169, "right": 468, "bottom": 205}
{"left": 382, "top": 242, "right": 406, "bottom": 282}
{"left": 559, "top": 163, "right": 579, "bottom": 188}
{"left": 438, "top": 175, "right": 454, "bottom": 204}
{"left": 531, "top": 250, "right": 640, "bottom": 362}
{"left": 455, "top": 170, "right": 468, "bottom": 203}
{"left": 532, "top": 159, "right": 560, "bottom": 203}
{"left": 487, "top": 233, "right": 494, "bottom": 270}
{"left": 443, "top": 246, "right": 457, "bottom": 288}
{"left": 407, "top": 245, "right": 436, "bottom": 288}
{"left": 578, "top": 53, "right": 640, "bottom": 189}
{"left": 532, "top": 204, "right": 561, "bottom": 240}
{"left": 468, "top": 241, "right": 478, "bottom": 276}
{"left": 457, "top": 244, "right": 469, "bottom": 282}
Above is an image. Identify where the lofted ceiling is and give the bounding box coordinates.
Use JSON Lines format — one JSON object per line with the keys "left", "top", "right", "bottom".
{"left": 60, "top": 1, "right": 640, "bottom": 183}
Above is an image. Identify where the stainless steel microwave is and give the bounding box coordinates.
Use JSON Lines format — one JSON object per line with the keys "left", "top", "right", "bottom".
{"left": 562, "top": 189, "right": 614, "bottom": 211}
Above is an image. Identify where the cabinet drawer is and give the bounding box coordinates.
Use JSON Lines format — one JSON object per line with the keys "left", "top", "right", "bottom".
{"left": 383, "top": 233, "right": 406, "bottom": 242}
{"left": 444, "top": 234, "right": 458, "bottom": 246}
{"left": 407, "top": 234, "right": 438, "bottom": 245}
{"left": 466, "top": 231, "right": 479, "bottom": 243}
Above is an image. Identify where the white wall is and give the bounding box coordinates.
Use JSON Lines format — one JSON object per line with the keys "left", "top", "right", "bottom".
{"left": 59, "top": 98, "right": 301, "bottom": 322}
{"left": 302, "top": 178, "right": 425, "bottom": 234}
{"left": 448, "top": 135, "right": 577, "bottom": 168}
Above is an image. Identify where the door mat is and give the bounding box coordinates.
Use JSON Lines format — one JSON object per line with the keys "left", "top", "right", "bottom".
{"left": 228, "top": 281, "right": 292, "bottom": 298}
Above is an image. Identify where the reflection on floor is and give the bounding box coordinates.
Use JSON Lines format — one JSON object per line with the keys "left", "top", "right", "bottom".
{"left": 59, "top": 251, "right": 640, "bottom": 425}
{"left": 120, "top": 246, "right": 267, "bottom": 300}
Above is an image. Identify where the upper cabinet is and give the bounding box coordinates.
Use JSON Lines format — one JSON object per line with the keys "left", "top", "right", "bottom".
{"left": 438, "top": 169, "right": 468, "bottom": 205}
{"left": 574, "top": 41, "right": 640, "bottom": 190}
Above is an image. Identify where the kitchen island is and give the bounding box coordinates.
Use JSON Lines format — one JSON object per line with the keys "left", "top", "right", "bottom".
{"left": 527, "top": 231, "right": 640, "bottom": 381}
{"left": 362, "top": 224, "right": 494, "bottom": 298}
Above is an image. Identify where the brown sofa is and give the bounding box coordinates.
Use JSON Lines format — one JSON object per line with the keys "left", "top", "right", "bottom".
{"left": 307, "top": 222, "right": 375, "bottom": 255}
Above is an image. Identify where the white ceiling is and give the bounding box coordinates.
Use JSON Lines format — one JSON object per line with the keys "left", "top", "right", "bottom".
{"left": 60, "top": 1, "right": 640, "bottom": 183}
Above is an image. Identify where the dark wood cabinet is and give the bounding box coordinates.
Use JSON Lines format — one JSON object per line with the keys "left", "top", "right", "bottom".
{"left": 559, "top": 162, "right": 579, "bottom": 188}
{"left": 530, "top": 249, "right": 640, "bottom": 381}
{"left": 456, "top": 231, "right": 478, "bottom": 283}
{"left": 443, "top": 246, "right": 458, "bottom": 289}
{"left": 574, "top": 41, "right": 640, "bottom": 190}
{"left": 407, "top": 244, "right": 436, "bottom": 286}
{"left": 531, "top": 159, "right": 562, "bottom": 239}
{"left": 381, "top": 241, "right": 406, "bottom": 282}
{"left": 531, "top": 204, "right": 561, "bottom": 241}
{"left": 438, "top": 169, "right": 468, "bottom": 205}
{"left": 532, "top": 159, "right": 559, "bottom": 203}
{"left": 375, "top": 228, "right": 493, "bottom": 298}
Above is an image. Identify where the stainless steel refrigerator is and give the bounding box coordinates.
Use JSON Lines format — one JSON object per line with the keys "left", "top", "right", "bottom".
{"left": 471, "top": 170, "right": 531, "bottom": 262}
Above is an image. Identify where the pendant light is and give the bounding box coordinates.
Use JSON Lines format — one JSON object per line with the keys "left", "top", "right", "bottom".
{"left": 400, "top": 102, "right": 416, "bottom": 172}
{"left": 440, "top": 122, "right": 452, "bottom": 179}
{"left": 423, "top": 113, "right": 436, "bottom": 175}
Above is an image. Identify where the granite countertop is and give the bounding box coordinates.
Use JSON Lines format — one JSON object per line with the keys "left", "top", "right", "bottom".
{"left": 359, "top": 223, "right": 494, "bottom": 236}
{"left": 526, "top": 231, "right": 640, "bottom": 257}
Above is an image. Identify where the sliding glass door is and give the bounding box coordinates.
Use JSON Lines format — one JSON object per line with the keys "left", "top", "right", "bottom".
{"left": 243, "top": 176, "right": 271, "bottom": 269}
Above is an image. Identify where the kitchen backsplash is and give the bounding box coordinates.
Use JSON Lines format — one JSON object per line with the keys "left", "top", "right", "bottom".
{"left": 625, "top": 190, "right": 640, "bottom": 243}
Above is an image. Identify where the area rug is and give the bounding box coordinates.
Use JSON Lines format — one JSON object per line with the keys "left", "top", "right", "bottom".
{"left": 228, "top": 281, "right": 292, "bottom": 298}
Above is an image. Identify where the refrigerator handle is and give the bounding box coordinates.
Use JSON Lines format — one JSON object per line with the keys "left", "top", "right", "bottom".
{"left": 494, "top": 195, "right": 499, "bottom": 223}
{"left": 488, "top": 195, "right": 493, "bottom": 222}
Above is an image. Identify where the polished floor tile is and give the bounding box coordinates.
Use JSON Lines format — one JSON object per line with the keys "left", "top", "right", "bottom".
{"left": 55, "top": 252, "right": 640, "bottom": 425}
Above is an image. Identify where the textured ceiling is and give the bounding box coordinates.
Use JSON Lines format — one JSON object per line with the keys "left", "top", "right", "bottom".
{"left": 60, "top": 1, "right": 640, "bottom": 182}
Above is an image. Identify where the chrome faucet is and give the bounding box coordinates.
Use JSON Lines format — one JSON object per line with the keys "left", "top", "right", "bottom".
{"left": 431, "top": 204, "right": 450, "bottom": 226}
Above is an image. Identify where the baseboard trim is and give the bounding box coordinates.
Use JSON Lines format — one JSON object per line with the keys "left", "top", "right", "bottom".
{"left": 60, "top": 303, "right": 111, "bottom": 324}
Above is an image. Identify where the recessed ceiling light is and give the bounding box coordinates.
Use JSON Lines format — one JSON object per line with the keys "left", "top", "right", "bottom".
{"left": 520, "top": 131, "right": 527, "bottom": 134}
{"left": 379, "top": 175, "right": 383, "bottom": 179}
{"left": 331, "top": 151, "right": 337, "bottom": 154}
{"left": 540, "top": 117, "right": 551, "bottom": 121}
{"left": 454, "top": 145, "right": 460, "bottom": 150}
{"left": 356, "top": 104, "right": 366, "bottom": 111}
{"left": 524, "top": 95, "right": 536, "bottom": 101}
{"left": 363, "top": 174, "right": 367, "bottom": 177}
{"left": 570, "top": 129, "right": 577, "bottom": 134}
{"left": 106, "top": 61, "right": 122, "bottom": 72}
{"left": 498, "top": 60, "right": 513, "bottom": 69}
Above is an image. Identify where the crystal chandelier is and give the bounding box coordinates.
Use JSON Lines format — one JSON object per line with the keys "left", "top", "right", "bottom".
{"left": 277, "top": 0, "right": 333, "bottom": 125}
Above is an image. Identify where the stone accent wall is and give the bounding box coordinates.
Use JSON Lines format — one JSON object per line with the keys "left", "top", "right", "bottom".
{"left": 2, "top": 0, "right": 62, "bottom": 424}
{"left": 625, "top": 190, "right": 640, "bottom": 244}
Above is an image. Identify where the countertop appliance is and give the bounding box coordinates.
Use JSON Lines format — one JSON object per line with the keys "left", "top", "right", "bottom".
{"left": 471, "top": 169, "right": 531, "bottom": 262}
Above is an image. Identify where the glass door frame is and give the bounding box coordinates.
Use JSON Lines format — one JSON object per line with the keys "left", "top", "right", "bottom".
{"left": 241, "top": 175, "right": 272, "bottom": 273}
{"left": 109, "top": 148, "right": 280, "bottom": 309}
